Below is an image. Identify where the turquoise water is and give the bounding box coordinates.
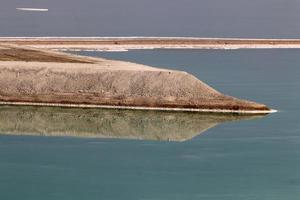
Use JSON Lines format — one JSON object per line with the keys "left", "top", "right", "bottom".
{"left": 1, "top": 49, "right": 300, "bottom": 199}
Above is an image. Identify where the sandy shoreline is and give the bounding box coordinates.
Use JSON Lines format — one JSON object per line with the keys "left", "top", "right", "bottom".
{"left": 1, "top": 37, "right": 300, "bottom": 51}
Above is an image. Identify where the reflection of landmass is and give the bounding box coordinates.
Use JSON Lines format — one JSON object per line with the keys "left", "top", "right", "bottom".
{"left": 0, "top": 106, "right": 266, "bottom": 142}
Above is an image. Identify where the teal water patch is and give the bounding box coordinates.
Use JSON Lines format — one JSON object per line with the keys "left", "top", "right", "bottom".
{"left": 1, "top": 49, "right": 300, "bottom": 199}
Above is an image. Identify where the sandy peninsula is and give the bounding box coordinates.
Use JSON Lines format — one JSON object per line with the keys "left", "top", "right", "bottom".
{"left": 0, "top": 43, "right": 273, "bottom": 114}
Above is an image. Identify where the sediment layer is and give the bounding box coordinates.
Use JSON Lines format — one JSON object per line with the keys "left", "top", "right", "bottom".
{"left": 0, "top": 44, "right": 272, "bottom": 113}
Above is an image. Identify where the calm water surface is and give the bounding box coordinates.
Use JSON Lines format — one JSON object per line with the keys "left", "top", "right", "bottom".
{"left": 1, "top": 0, "right": 300, "bottom": 38}
{"left": 1, "top": 49, "right": 300, "bottom": 199}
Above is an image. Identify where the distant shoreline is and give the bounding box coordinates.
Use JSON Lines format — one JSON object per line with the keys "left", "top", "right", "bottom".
{"left": 1, "top": 37, "right": 300, "bottom": 51}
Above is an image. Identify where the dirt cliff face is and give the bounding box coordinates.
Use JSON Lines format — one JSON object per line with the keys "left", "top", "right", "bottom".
{"left": 0, "top": 45, "right": 271, "bottom": 113}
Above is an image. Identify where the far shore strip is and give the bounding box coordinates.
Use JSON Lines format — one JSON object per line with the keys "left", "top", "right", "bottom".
{"left": 1, "top": 37, "right": 300, "bottom": 51}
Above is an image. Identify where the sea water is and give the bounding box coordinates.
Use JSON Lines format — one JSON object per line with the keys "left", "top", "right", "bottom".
{"left": 1, "top": 0, "right": 300, "bottom": 38}
{"left": 0, "top": 49, "right": 299, "bottom": 199}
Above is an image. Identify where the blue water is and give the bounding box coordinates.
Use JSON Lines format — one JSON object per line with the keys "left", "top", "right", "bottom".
{"left": 1, "top": 0, "right": 300, "bottom": 38}
{"left": 1, "top": 49, "right": 300, "bottom": 199}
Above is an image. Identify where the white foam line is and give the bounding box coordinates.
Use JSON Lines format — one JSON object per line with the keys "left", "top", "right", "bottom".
{"left": 0, "top": 101, "right": 276, "bottom": 114}
{"left": 16, "top": 8, "right": 49, "bottom": 12}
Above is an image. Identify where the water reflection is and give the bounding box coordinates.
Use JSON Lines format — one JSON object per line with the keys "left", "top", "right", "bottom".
{"left": 0, "top": 106, "right": 266, "bottom": 142}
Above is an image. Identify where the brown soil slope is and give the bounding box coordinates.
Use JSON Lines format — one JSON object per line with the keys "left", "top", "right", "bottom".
{"left": 0, "top": 45, "right": 95, "bottom": 63}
